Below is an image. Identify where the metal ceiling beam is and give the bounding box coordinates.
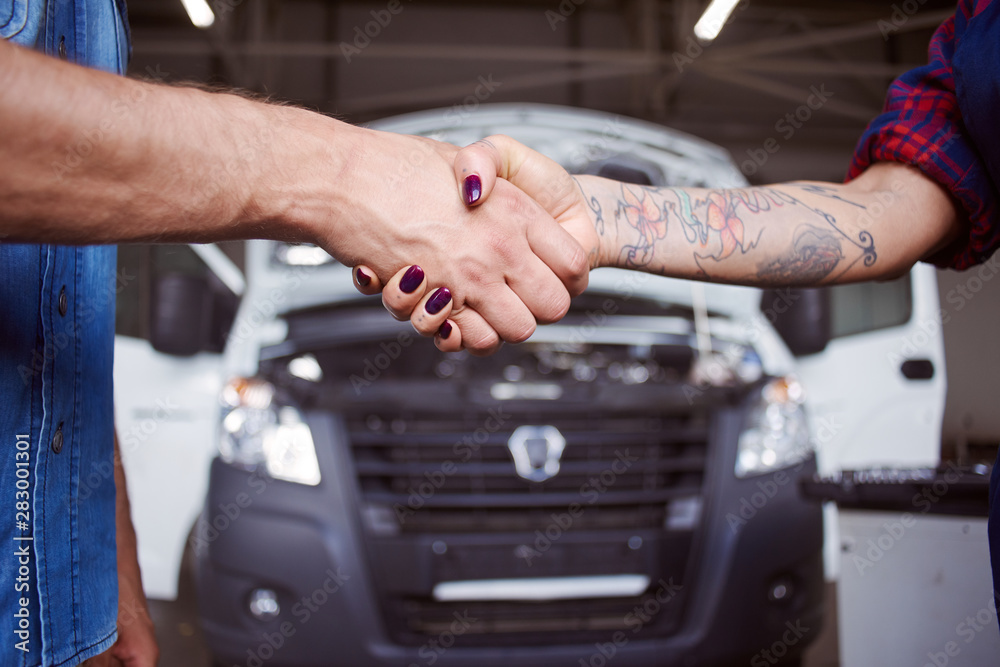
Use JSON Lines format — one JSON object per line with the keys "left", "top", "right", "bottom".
{"left": 779, "top": 12, "right": 886, "bottom": 105}
{"left": 339, "top": 63, "right": 654, "bottom": 114}
{"left": 134, "top": 8, "right": 948, "bottom": 69}
{"left": 705, "top": 9, "right": 953, "bottom": 61}
{"left": 132, "top": 40, "right": 663, "bottom": 65}
{"left": 731, "top": 57, "right": 923, "bottom": 78}
{"left": 697, "top": 65, "right": 878, "bottom": 122}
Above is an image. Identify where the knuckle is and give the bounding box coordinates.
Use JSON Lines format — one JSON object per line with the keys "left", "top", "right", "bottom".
{"left": 565, "top": 243, "right": 590, "bottom": 285}
{"left": 495, "top": 188, "right": 533, "bottom": 224}
{"left": 504, "top": 318, "right": 536, "bottom": 345}
{"left": 534, "top": 289, "right": 571, "bottom": 325}
{"left": 465, "top": 328, "right": 501, "bottom": 356}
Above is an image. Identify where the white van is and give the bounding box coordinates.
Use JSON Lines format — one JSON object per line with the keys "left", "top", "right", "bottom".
{"left": 114, "top": 104, "right": 945, "bottom": 664}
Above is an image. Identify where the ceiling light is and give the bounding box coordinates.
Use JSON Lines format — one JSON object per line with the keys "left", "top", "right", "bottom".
{"left": 180, "top": 0, "right": 215, "bottom": 29}
{"left": 693, "top": 0, "right": 741, "bottom": 43}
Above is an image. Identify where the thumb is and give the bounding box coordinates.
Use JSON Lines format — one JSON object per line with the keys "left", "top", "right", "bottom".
{"left": 454, "top": 135, "right": 581, "bottom": 219}
{"left": 453, "top": 137, "right": 502, "bottom": 206}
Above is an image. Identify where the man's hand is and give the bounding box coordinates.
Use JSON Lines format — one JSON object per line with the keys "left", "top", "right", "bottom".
{"left": 0, "top": 41, "right": 588, "bottom": 356}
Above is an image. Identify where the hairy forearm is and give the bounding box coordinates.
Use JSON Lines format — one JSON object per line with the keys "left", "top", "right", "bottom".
{"left": 577, "top": 162, "right": 958, "bottom": 286}
{"left": 0, "top": 39, "right": 357, "bottom": 245}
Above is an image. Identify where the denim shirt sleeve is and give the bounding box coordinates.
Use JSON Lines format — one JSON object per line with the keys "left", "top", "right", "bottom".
{"left": 1, "top": 2, "right": 131, "bottom": 666}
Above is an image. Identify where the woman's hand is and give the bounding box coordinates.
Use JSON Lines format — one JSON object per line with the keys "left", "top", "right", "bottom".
{"left": 369, "top": 264, "right": 463, "bottom": 351}
{"left": 448, "top": 135, "right": 602, "bottom": 266}
{"left": 354, "top": 135, "right": 604, "bottom": 352}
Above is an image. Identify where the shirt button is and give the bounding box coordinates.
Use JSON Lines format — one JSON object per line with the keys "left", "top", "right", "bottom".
{"left": 51, "top": 423, "right": 64, "bottom": 454}
{"left": 58, "top": 286, "right": 68, "bottom": 317}
{"left": 58, "top": 36, "right": 67, "bottom": 60}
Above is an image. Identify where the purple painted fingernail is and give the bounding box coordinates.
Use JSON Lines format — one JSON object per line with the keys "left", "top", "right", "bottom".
{"left": 356, "top": 268, "right": 371, "bottom": 287}
{"left": 463, "top": 175, "right": 482, "bottom": 205}
{"left": 437, "top": 321, "right": 453, "bottom": 339}
{"left": 399, "top": 265, "right": 424, "bottom": 293}
{"left": 425, "top": 287, "right": 452, "bottom": 315}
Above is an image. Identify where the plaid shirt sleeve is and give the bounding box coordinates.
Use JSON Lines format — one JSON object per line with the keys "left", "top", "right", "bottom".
{"left": 846, "top": 0, "right": 999, "bottom": 270}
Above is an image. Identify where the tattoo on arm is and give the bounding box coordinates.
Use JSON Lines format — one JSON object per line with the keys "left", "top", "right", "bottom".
{"left": 574, "top": 176, "right": 605, "bottom": 267}
{"left": 606, "top": 182, "right": 878, "bottom": 285}
{"left": 614, "top": 185, "right": 669, "bottom": 268}
{"left": 756, "top": 226, "right": 844, "bottom": 285}
{"left": 574, "top": 176, "right": 605, "bottom": 234}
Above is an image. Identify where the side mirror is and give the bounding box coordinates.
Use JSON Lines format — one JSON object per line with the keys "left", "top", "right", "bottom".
{"left": 149, "top": 273, "right": 212, "bottom": 356}
{"left": 761, "top": 287, "right": 831, "bottom": 357}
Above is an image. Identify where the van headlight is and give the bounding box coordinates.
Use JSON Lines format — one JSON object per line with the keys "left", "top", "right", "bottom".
{"left": 735, "top": 376, "right": 812, "bottom": 478}
{"left": 219, "top": 377, "right": 321, "bottom": 486}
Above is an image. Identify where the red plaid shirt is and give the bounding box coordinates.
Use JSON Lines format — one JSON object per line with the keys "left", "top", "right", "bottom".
{"left": 847, "top": 0, "right": 999, "bottom": 270}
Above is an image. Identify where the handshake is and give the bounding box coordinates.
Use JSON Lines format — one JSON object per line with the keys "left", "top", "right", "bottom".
{"left": 330, "top": 133, "right": 609, "bottom": 356}
{"left": 308, "top": 121, "right": 918, "bottom": 355}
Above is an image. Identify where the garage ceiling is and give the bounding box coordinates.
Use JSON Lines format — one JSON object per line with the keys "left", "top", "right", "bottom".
{"left": 124, "top": 0, "right": 958, "bottom": 182}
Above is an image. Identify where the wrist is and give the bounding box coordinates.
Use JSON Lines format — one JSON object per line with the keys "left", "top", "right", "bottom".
{"left": 234, "top": 99, "right": 367, "bottom": 247}
{"left": 574, "top": 175, "right": 616, "bottom": 269}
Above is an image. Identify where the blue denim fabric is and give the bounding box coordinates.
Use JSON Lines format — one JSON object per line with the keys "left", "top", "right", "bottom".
{"left": 2, "top": 2, "right": 130, "bottom": 666}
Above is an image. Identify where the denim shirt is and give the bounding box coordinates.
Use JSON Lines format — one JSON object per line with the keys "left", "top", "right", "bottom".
{"left": 1, "top": 1, "right": 130, "bottom": 665}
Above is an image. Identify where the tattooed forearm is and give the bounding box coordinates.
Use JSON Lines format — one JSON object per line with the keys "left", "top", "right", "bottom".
{"left": 590, "top": 179, "right": 880, "bottom": 286}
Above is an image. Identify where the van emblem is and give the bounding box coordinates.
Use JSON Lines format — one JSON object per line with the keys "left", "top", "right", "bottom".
{"left": 507, "top": 425, "right": 566, "bottom": 482}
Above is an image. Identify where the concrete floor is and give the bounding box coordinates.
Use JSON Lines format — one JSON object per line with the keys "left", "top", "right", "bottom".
{"left": 149, "top": 570, "right": 840, "bottom": 667}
